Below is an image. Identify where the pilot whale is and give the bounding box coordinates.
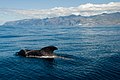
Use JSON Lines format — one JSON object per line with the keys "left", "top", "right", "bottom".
{"left": 17, "top": 46, "right": 58, "bottom": 58}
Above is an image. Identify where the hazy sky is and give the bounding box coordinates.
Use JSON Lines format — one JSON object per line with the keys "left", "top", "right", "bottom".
{"left": 0, "top": 0, "right": 119, "bottom": 9}
{"left": 0, "top": 0, "right": 120, "bottom": 25}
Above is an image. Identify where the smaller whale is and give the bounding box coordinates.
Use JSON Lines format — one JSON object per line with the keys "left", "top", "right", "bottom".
{"left": 16, "top": 46, "right": 58, "bottom": 58}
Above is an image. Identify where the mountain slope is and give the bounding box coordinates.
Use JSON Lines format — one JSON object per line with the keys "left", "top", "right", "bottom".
{"left": 3, "top": 12, "right": 120, "bottom": 27}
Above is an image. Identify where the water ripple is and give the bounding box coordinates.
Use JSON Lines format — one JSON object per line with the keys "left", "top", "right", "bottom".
{"left": 0, "top": 26, "right": 120, "bottom": 80}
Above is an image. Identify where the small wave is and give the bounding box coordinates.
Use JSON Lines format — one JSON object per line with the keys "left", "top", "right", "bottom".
{"left": 26, "top": 55, "right": 57, "bottom": 58}
{"left": 26, "top": 55, "right": 73, "bottom": 60}
{"left": 57, "top": 56, "right": 74, "bottom": 60}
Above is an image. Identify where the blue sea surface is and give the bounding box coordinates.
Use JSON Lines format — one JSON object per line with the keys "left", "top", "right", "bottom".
{"left": 0, "top": 25, "right": 120, "bottom": 80}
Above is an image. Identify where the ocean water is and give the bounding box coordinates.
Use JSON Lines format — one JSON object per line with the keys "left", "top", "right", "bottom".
{"left": 0, "top": 25, "right": 120, "bottom": 80}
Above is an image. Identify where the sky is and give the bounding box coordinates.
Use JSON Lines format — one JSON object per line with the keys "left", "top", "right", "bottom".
{"left": 0, "top": 0, "right": 119, "bottom": 9}
{"left": 0, "top": 0, "right": 120, "bottom": 25}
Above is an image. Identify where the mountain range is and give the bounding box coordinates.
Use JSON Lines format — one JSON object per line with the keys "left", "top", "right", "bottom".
{"left": 3, "top": 12, "right": 120, "bottom": 27}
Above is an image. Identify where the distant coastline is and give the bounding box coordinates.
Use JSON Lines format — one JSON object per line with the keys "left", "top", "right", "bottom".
{"left": 3, "top": 12, "right": 120, "bottom": 27}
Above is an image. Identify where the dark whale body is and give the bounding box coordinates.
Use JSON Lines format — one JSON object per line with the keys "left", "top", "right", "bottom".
{"left": 17, "top": 46, "right": 58, "bottom": 58}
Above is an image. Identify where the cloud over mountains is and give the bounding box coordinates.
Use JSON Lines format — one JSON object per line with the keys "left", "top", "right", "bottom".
{"left": 0, "top": 2, "right": 120, "bottom": 24}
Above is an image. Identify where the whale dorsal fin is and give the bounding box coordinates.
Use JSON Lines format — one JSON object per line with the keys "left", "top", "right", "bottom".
{"left": 40, "top": 46, "right": 58, "bottom": 54}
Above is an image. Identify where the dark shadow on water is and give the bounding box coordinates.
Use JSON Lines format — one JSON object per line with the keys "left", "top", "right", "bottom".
{"left": 15, "top": 55, "right": 56, "bottom": 68}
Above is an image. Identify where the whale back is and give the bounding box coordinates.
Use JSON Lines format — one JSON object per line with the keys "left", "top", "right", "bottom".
{"left": 17, "top": 46, "right": 58, "bottom": 57}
